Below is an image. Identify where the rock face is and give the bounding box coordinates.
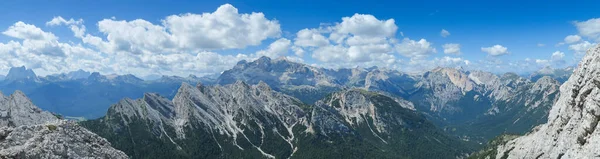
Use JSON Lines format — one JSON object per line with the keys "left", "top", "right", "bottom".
{"left": 0, "top": 90, "right": 127, "bottom": 159}
{"left": 0, "top": 121, "right": 128, "bottom": 159}
{"left": 217, "top": 57, "right": 344, "bottom": 103}
{"left": 66, "top": 69, "right": 92, "bottom": 80}
{"left": 81, "top": 82, "right": 471, "bottom": 159}
{"left": 0, "top": 91, "right": 57, "bottom": 127}
{"left": 490, "top": 44, "right": 600, "bottom": 158}
{"left": 4, "top": 66, "right": 38, "bottom": 82}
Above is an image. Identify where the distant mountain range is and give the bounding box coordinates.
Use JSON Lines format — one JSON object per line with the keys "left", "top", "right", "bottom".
{"left": 0, "top": 67, "right": 216, "bottom": 119}
{"left": 528, "top": 66, "right": 574, "bottom": 83}
{"left": 215, "top": 56, "right": 562, "bottom": 144}
{"left": 0, "top": 57, "right": 569, "bottom": 147}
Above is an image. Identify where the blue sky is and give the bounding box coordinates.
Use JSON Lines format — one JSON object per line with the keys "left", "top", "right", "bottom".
{"left": 0, "top": 0, "right": 599, "bottom": 76}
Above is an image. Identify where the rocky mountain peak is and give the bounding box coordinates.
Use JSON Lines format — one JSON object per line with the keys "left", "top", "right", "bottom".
{"left": 5, "top": 66, "right": 38, "bottom": 82}
{"left": 109, "top": 74, "right": 144, "bottom": 84}
{"left": 467, "top": 70, "right": 499, "bottom": 86}
{"left": 143, "top": 93, "right": 175, "bottom": 119}
{"left": 256, "top": 81, "right": 272, "bottom": 91}
{"left": 256, "top": 56, "right": 272, "bottom": 64}
{"left": 66, "top": 69, "right": 91, "bottom": 79}
{"left": 315, "top": 89, "right": 416, "bottom": 135}
{"left": 87, "top": 72, "right": 107, "bottom": 82}
{"left": 491, "top": 44, "right": 600, "bottom": 158}
{"left": 425, "top": 67, "right": 474, "bottom": 93}
{"left": 534, "top": 76, "right": 560, "bottom": 85}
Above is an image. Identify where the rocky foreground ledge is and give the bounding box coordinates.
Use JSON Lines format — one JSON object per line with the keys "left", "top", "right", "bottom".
{"left": 0, "top": 120, "right": 128, "bottom": 159}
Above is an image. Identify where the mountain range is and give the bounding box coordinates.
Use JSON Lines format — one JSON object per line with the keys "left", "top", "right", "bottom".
{"left": 80, "top": 82, "right": 471, "bottom": 158}
{"left": 216, "top": 56, "right": 562, "bottom": 144}
{"left": 0, "top": 48, "right": 587, "bottom": 158}
{"left": 0, "top": 68, "right": 216, "bottom": 119}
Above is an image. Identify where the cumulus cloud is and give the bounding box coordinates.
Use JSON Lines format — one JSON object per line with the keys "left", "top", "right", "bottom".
{"left": 533, "top": 51, "right": 566, "bottom": 68}
{"left": 82, "top": 3, "right": 281, "bottom": 55}
{"left": 574, "top": 18, "right": 600, "bottom": 41}
{"left": 46, "top": 16, "right": 83, "bottom": 26}
{"left": 435, "top": 56, "right": 469, "bottom": 67}
{"left": 442, "top": 43, "right": 461, "bottom": 55}
{"left": 332, "top": 13, "right": 397, "bottom": 38}
{"left": 396, "top": 38, "right": 436, "bottom": 59}
{"left": 296, "top": 13, "right": 402, "bottom": 68}
{"left": 481, "top": 45, "right": 509, "bottom": 56}
{"left": 256, "top": 38, "right": 291, "bottom": 58}
{"left": 291, "top": 46, "right": 305, "bottom": 57}
{"left": 294, "top": 28, "right": 329, "bottom": 47}
{"left": 564, "top": 35, "right": 582, "bottom": 44}
{"left": 2, "top": 22, "right": 65, "bottom": 57}
{"left": 0, "top": 4, "right": 286, "bottom": 77}
{"left": 3, "top": 22, "right": 57, "bottom": 41}
{"left": 312, "top": 45, "right": 348, "bottom": 62}
{"left": 0, "top": 22, "right": 107, "bottom": 75}
{"left": 569, "top": 41, "right": 596, "bottom": 55}
{"left": 535, "top": 59, "right": 550, "bottom": 66}
{"left": 440, "top": 29, "right": 450, "bottom": 38}
{"left": 46, "top": 16, "right": 86, "bottom": 38}
{"left": 551, "top": 51, "right": 565, "bottom": 61}
{"left": 163, "top": 4, "right": 281, "bottom": 50}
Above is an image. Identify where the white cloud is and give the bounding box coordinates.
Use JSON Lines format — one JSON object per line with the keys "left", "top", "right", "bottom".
{"left": 291, "top": 46, "right": 305, "bottom": 57}
{"left": 535, "top": 59, "right": 550, "bottom": 66}
{"left": 532, "top": 51, "right": 566, "bottom": 68}
{"left": 95, "top": 19, "right": 177, "bottom": 54}
{"left": 46, "top": 16, "right": 83, "bottom": 26}
{"left": 440, "top": 29, "right": 450, "bottom": 38}
{"left": 257, "top": 38, "right": 291, "bottom": 58}
{"left": 82, "top": 3, "right": 280, "bottom": 55}
{"left": 537, "top": 43, "right": 545, "bottom": 47}
{"left": 0, "top": 22, "right": 108, "bottom": 75}
{"left": 46, "top": 16, "right": 86, "bottom": 38}
{"left": 297, "top": 13, "right": 401, "bottom": 68}
{"left": 396, "top": 38, "right": 436, "bottom": 59}
{"left": 551, "top": 51, "right": 565, "bottom": 61}
{"left": 575, "top": 18, "right": 600, "bottom": 41}
{"left": 569, "top": 41, "right": 596, "bottom": 55}
{"left": 164, "top": 4, "right": 281, "bottom": 50}
{"left": 3, "top": 21, "right": 57, "bottom": 41}
{"left": 2, "top": 22, "right": 65, "bottom": 57}
{"left": 333, "top": 13, "right": 397, "bottom": 38}
{"left": 481, "top": 45, "right": 509, "bottom": 56}
{"left": 312, "top": 45, "right": 348, "bottom": 62}
{"left": 135, "top": 51, "right": 254, "bottom": 76}
{"left": 0, "top": 6, "right": 284, "bottom": 77}
{"left": 294, "top": 28, "right": 329, "bottom": 47}
{"left": 564, "top": 35, "right": 581, "bottom": 44}
{"left": 311, "top": 43, "right": 394, "bottom": 63}
{"left": 435, "top": 56, "right": 469, "bottom": 66}
{"left": 442, "top": 43, "right": 461, "bottom": 55}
